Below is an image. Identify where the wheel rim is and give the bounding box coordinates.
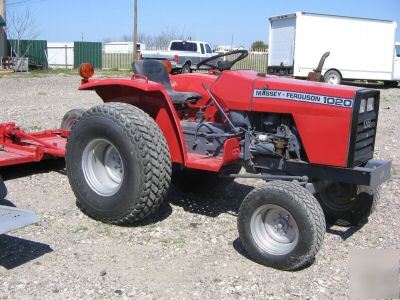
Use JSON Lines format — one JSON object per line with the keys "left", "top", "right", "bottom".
{"left": 320, "top": 183, "right": 358, "bottom": 211}
{"left": 82, "top": 139, "right": 124, "bottom": 197}
{"left": 250, "top": 204, "right": 299, "bottom": 255}
{"left": 182, "top": 65, "right": 190, "bottom": 73}
{"left": 327, "top": 73, "right": 339, "bottom": 84}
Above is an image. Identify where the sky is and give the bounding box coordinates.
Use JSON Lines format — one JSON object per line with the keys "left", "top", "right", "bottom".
{"left": 5, "top": 0, "right": 400, "bottom": 47}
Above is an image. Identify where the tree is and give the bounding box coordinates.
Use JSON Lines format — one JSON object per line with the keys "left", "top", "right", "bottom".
{"left": 103, "top": 28, "right": 194, "bottom": 50}
{"left": 136, "top": 28, "right": 193, "bottom": 49}
{"left": 6, "top": 9, "right": 40, "bottom": 70}
{"left": 251, "top": 40, "right": 268, "bottom": 51}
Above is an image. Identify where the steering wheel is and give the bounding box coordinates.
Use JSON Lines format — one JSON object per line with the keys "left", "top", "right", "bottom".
{"left": 197, "top": 50, "right": 249, "bottom": 72}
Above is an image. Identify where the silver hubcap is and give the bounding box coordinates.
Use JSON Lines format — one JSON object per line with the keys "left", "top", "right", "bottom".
{"left": 250, "top": 204, "right": 299, "bottom": 255}
{"left": 82, "top": 139, "right": 124, "bottom": 196}
{"left": 327, "top": 74, "right": 339, "bottom": 84}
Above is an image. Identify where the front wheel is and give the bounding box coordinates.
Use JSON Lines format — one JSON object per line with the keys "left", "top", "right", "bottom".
{"left": 66, "top": 103, "right": 171, "bottom": 224}
{"left": 238, "top": 181, "right": 325, "bottom": 270}
{"left": 316, "top": 183, "right": 380, "bottom": 226}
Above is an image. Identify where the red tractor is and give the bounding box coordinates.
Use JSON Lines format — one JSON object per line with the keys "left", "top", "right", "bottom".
{"left": 65, "top": 51, "right": 391, "bottom": 270}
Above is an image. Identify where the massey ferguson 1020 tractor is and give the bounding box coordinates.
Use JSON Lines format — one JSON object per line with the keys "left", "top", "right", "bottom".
{"left": 65, "top": 50, "right": 391, "bottom": 270}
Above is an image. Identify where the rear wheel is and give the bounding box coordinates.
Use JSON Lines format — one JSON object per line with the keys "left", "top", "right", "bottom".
{"left": 238, "top": 181, "right": 325, "bottom": 270}
{"left": 66, "top": 103, "right": 171, "bottom": 224}
{"left": 324, "top": 69, "right": 342, "bottom": 85}
{"left": 181, "top": 63, "right": 191, "bottom": 74}
{"left": 316, "top": 183, "right": 380, "bottom": 226}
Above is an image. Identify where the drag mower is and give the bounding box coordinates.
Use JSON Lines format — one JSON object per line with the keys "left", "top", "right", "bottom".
{"left": 65, "top": 51, "right": 391, "bottom": 270}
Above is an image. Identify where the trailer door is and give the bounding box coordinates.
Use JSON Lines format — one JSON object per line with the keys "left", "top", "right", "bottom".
{"left": 269, "top": 17, "right": 296, "bottom": 67}
{"left": 394, "top": 44, "right": 400, "bottom": 80}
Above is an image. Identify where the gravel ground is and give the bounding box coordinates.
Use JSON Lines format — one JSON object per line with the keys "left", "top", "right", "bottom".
{"left": 0, "top": 75, "right": 399, "bottom": 299}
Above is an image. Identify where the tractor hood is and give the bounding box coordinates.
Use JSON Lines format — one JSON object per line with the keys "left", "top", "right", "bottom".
{"left": 210, "top": 70, "right": 362, "bottom": 112}
{"left": 210, "top": 70, "right": 376, "bottom": 167}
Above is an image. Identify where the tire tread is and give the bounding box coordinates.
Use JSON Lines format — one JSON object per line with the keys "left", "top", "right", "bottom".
{"left": 66, "top": 102, "right": 171, "bottom": 224}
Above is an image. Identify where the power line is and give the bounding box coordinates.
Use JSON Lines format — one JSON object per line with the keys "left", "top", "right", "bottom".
{"left": 7, "top": 0, "right": 49, "bottom": 7}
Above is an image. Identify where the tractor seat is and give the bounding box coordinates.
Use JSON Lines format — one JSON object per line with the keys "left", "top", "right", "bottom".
{"left": 132, "top": 60, "right": 202, "bottom": 105}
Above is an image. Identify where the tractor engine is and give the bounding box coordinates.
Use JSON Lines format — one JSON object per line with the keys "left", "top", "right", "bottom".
{"left": 230, "top": 111, "right": 304, "bottom": 161}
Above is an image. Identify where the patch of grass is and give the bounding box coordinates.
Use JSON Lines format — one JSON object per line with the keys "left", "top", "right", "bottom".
{"left": 391, "top": 166, "right": 398, "bottom": 177}
{"left": 146, "top": 223, "right": 157, "bottom": 229}
{"left": 0, "top": 68, "right": 131, "bottom": 79}
{"left": 73, "top": 224, "right": 89, "bottom": 233}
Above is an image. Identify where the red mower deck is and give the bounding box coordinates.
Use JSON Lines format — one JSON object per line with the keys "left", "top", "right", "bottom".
{"left": 0, "top": 123, "right": 67, "bottom": 167}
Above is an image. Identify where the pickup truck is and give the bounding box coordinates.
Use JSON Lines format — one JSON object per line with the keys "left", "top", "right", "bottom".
{"left": 140, "top": 40, "right": 214, "bottom": 73}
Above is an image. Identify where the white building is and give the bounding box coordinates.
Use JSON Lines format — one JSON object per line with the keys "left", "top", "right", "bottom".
{"left": 104, "top": 42, "right": 146, "bottom": 54}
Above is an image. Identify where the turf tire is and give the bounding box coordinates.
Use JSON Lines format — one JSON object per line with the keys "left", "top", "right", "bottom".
{"left": 238, "top": 181, "right": 326, "bottom": 270}
{"left": 66, "top": 102, "right": 171, "bottom": 224}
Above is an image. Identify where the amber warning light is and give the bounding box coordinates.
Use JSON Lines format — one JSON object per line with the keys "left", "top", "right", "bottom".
{"left": 79, "top": 63, "right": 95, "bottom": 81}
{"left": 163, "top": 60, "right": 172, "bottom": 74}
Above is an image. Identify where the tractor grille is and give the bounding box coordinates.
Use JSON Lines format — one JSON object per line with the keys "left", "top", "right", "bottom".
{"left": 347, "top": 91, "right": 380, "bottom": 167}
{"left": 353, "top": 111, "right": 377, "bottom": 165}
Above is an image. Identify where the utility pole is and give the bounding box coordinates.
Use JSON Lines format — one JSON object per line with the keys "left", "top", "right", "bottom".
{"left": 0, "top": 0, "right": 6, "bottom": 59}
{"left": 132, "top": 0, "right": 138, "bottom": 61}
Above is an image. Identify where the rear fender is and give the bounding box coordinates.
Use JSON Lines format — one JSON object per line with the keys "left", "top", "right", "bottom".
{"left": 79, "top": 79, "right": 187, "bottom": 164}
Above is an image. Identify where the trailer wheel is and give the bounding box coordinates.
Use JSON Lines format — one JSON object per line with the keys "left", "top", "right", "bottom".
{"left": 181, "top": 62, "right": 192, "bottom": 74}
{"left": 60, "top": 108, "right": 86, "bottom": 131}
{"left": 383, "top": 81, "right": 398, "bottom": 88}
{"left": 316, "top": 183, "right": 380, "bottom": 226}
{"left": 237, "top": 181, "right": 325, "bottom": 270}
{"left": 66, "top": 103, "right": 171, "bottom": 224}
{"left": 324, "top": 69, "right": 342, "bottom": 85}
{"left": 172, "top": 164, "right": 241, "bottom": 192}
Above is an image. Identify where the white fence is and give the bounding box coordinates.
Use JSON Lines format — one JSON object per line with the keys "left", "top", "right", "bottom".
{"left": 103, "top": 48, "right": 269, "bottom": 72}
{"left": 47, "top": 43, "right": 74, "bottom": 69}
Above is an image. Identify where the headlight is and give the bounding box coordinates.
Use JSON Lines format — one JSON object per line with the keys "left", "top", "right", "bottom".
{"left": 367, "top": 97, "right": 375, "bottom": 112}
{"left": 359, "top": 99, "right": 367, "bottom": 113}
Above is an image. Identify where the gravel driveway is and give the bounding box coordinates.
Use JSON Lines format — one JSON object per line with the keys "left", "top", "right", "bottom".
{"left": 0, "top": 75, "right": 399, "bottom": 299}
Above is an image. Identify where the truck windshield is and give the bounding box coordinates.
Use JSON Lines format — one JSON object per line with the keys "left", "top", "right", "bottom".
{"left": 396, "top": 45, "right": 400, "bottom": 57}
{"left": 170, "top": 42, "right": 197, "bottom": 52}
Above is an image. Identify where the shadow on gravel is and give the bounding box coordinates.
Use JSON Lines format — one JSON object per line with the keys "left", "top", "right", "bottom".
{"left": 120, "top": 200, "right": 173, "bottom": 227}
{"left": 168, "top": 181, "right": 254, "bottom": 218}
{"left": 0, "top": 199, "right": 16, "bottom": 207}
{"left": 0, "top": 235, "right": 53, "bottom": 270}
{"left": 232, "top": 237, "right": 315, "bottom": 271}
{"left": 326, "top": 224, "right": 364, "bottom": 241}
{"left": 1, "top": 159, "right": 66, "bottom": 181}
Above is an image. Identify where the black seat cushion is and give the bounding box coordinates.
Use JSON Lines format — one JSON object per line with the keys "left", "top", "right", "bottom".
{"left": 132, "top": 60, "right": 202, "bottom": 104}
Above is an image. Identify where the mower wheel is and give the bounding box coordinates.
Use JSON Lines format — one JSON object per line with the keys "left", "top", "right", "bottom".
{"left": 238, "top": 181, "right": 325, "bottom": 270}
{"left": 316, "top": 183, "right": 380, "bottom": 226}
{"left": 172, "top": 164, "right": 241, "bottom": 192}
{"left": 60, "top": 108, "right": 86, "bottom": 131}
{"left": 66, "top": 103, "right": 171, "bottom": 224}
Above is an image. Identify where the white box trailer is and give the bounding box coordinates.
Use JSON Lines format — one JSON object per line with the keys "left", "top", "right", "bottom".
{"left": 267, "top": 12, "right": 400, "bottom": 86}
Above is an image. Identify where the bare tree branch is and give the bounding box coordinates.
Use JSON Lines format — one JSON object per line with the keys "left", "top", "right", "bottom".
{"left": 104, "top": 28, "right": 195, "bottom": 49}
{"left": 6, "top": 9, "right": 40, "bottom": 58}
